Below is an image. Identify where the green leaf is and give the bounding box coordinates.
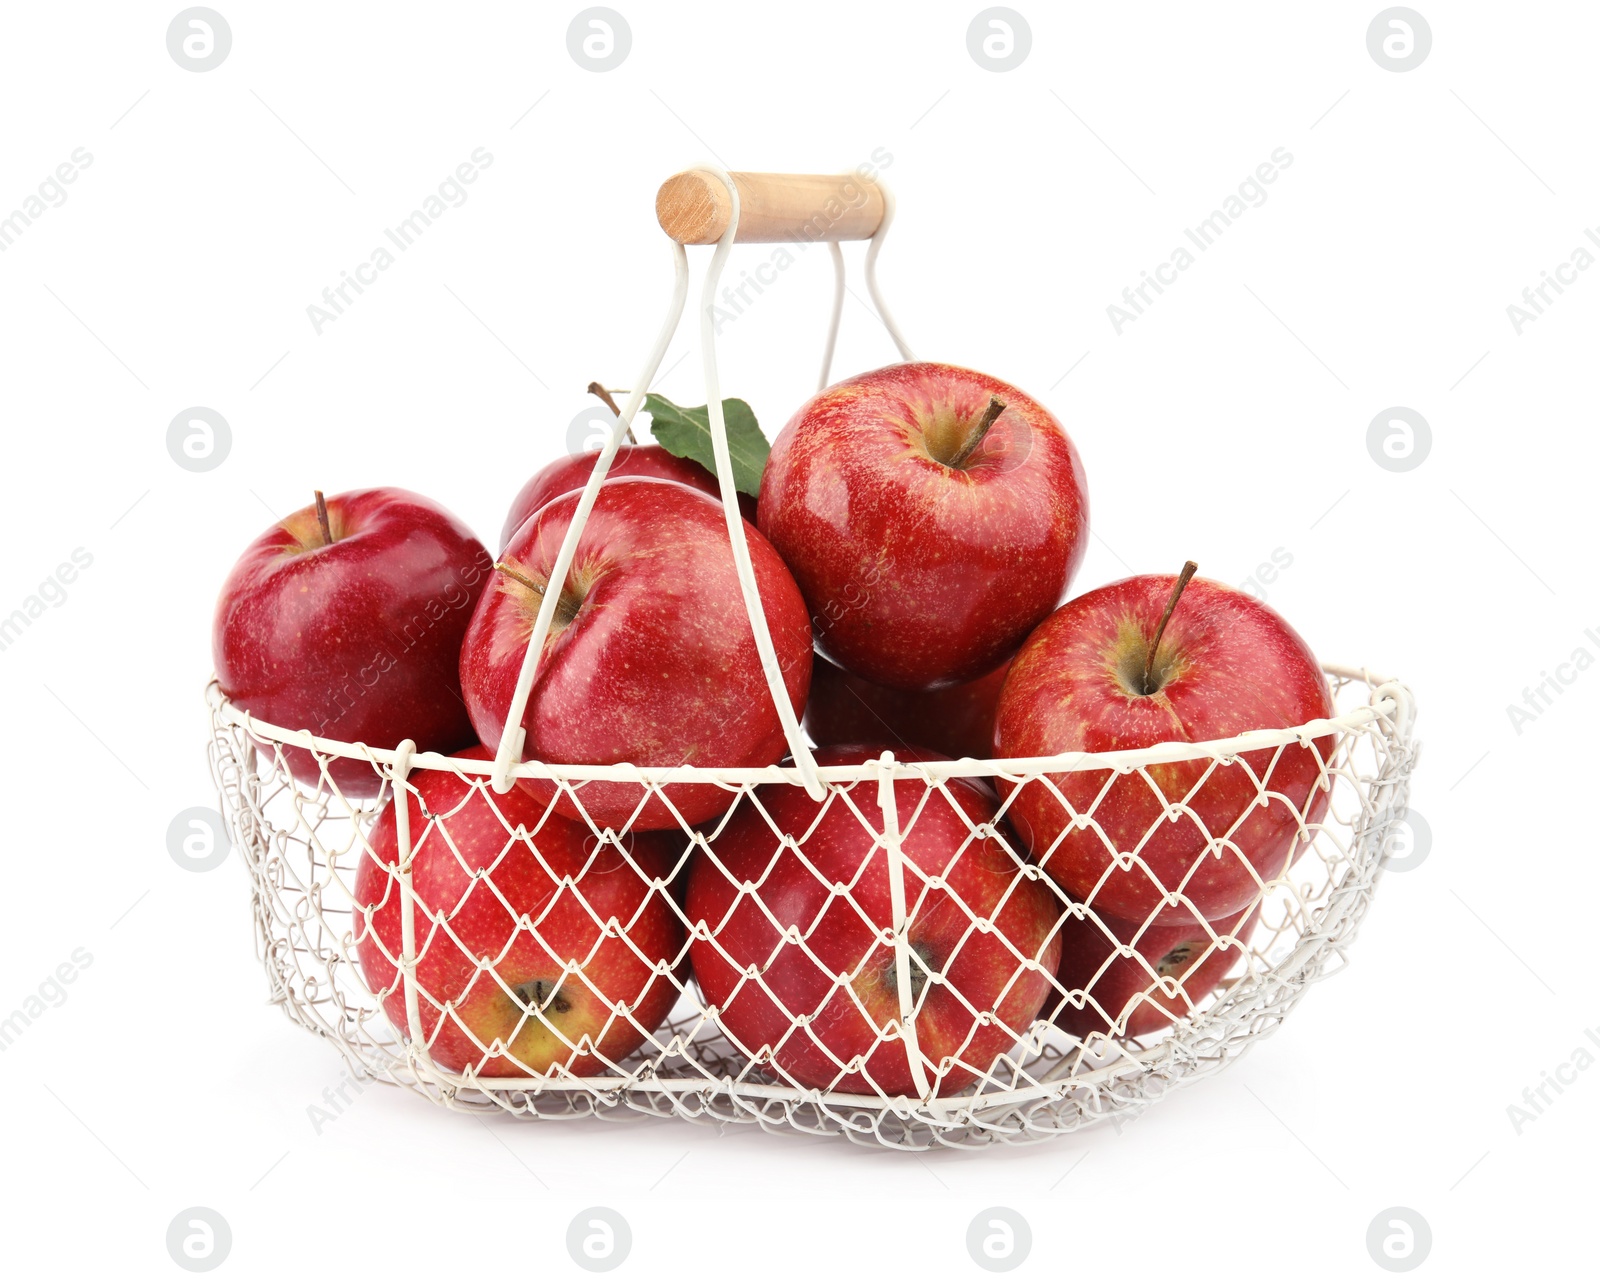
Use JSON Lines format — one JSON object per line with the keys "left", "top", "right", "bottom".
{"left": 643, "top": 393, "right": 769, "bottom": 498}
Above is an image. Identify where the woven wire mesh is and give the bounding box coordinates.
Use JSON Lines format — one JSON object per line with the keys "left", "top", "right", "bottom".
{"left": 207, "top": 666, "right": 1416, "bottom": 1151}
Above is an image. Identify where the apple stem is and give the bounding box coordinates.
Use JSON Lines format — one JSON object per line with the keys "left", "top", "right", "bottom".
{"left": 313, "top": 490, "right": 333, "bottom": 546}
{"left": 494, "top": 561, "right": 545, "bottom": 596}
{"left": 947, "top": 397, "right": 1006, "bottom": 469}
{"left": 589, "top": 381, "right": 636, "bottom": 445}
{"left": 1142, "top": 560, "right": 1199, "bottom": 695}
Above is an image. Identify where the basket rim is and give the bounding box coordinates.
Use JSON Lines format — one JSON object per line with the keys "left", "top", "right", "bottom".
{"left": 205, "top": 663, "right": 1406, "bottom": 785}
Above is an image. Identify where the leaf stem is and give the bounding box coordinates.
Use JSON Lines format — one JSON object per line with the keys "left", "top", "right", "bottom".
{"left": 1143, "top": 560, "right": 1198, "bottom": 695}
{"left": 948, "top": 397, "right": 1006, "bottom": 469}
{"left": 313, "top": 490, "right": 333, "bottom": 546}
{"left": 494, "top": 561, "right": 544, "bottom": 595}
{"left": 588, "top": 382, "right": 635, "bottom": 444}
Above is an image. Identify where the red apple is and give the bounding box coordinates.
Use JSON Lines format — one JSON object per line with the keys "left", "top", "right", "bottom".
{"left": 757, "top": 362, "right": 1089, "bottom": 690}
{"left": 353, "top": 747, "right": 686, "bottom": 1076}
{"left": 685, "top": 745, "right": 1063, "bottom": 1098}
{"left": 995, "top": 566, "right": 1334, "bottom": 926}
{"left": 460, "top": 477, "right": 812, "bottom": 832}
{"left": 804, "top": 654, "right": 1010, "bottom": 761}
{"left": 500, "top": 444, "right": 755, "bottom": 552}
{"left": 212, "top": 487, "right": 490, "bottom": 798}
{"left": 1052, "top": 901, "right": 1259, "bottom": 1041}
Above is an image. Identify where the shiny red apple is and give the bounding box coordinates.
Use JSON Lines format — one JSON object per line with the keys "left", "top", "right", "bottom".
{"left": 212, "top": 487, "right": 490, "bottom": 798}
{"left": 757, "top": 362, "right": 1089, "bottom": 690}
{"left": 686, "top": 745, "right": 1063, "bottom": 1098}
{"left": 804, "top": 654, "right": 1010, "bottom": 761}
{"left": 353, "top": 747, "right": 686, "bottom": 1076}
{"left": 500, "top": 444, "right": 755, "bottom": 552}
{"left": 995, "top": 565, "right": 1335, "bottom": 926}
{"left": 1052, "top": 900, "right": 1259, "bottom": 1041}
{"left": 460, "top": 477, "right": 812, "bottom": 832}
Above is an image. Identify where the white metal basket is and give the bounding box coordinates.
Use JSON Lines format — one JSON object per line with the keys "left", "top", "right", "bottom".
{"left": 207, "top": 167, "right": 1420, "bottom": 1150}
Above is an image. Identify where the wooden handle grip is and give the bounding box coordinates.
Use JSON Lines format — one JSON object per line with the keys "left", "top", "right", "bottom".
{"left": 655, "top": 169, "right": 885, "bottom": 245}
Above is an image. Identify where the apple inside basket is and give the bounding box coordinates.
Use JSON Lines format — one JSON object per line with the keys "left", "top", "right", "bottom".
{"left": 207, "top": 366, "right": 1410, "bottom": 1143}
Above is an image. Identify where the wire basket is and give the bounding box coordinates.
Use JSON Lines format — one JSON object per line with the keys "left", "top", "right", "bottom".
{"left": 207, "top": 167, "right": 1420, "bottom": 1150}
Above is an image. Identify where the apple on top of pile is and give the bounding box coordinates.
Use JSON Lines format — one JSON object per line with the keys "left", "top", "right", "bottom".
{"left": 213, "top": 362, "right": 1334, "bottom": 1096}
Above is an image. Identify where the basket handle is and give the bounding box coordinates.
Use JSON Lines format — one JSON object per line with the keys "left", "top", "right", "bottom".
{"left": 492, "top": 164, "right": 914, "bottom": 801}
{"left": 656, "top": 170, "right": 886, "bottom": 245}
{"left": 694, "top": 168, "right": 825, "bottom": 799}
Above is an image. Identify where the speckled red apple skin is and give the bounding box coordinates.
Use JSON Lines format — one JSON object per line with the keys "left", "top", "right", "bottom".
{"left": 212, "top": 487, "right": 490, "bottom": 798}
{"left": 499, "top": 444, "right": 755, "bottom": 552}
{"left": 757, "top": 363, "right": 1089, "bottom": 691}
{"left": 353, "top": 748, "right": 685, "bottom": 1076}
{"left": 461, "top": 478, "right": 813, "bottom": 831}
{"left": 685, "top": 745, "right": 1063, "bottom": 1097}
{"left": 804, "top": 654, "right": 1011, "bottom": 761}
{"left": 996, "top": 574, "right": 1335, "bottom": 926}
{"left": 1052, "top": 901, "right": 1259, "bottom": 1041}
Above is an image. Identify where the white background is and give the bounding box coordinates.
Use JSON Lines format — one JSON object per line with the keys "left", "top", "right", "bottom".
{"left": 1, "top": 1, "right": 1593, "bottom": 1275}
